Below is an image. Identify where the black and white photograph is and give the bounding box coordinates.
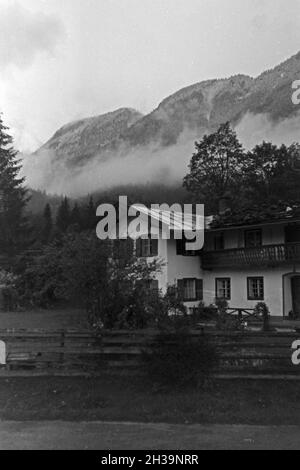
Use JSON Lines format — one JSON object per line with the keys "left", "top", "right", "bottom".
{"left": 1, "top": 0, "right": 300, "bottom": 452}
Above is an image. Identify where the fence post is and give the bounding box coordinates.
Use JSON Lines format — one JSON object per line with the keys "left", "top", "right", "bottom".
{"left": 0, "top": 341, "right": 6, "bottom": 365}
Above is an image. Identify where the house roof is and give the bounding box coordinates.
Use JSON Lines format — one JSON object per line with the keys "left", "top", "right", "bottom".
{"left": 116, "top": 202, "right": 300, "bottom": 239}
{"left": 209, "top": 202, "right": 300, "bottom": 231}
{"left": 120, "top": 205, "right": 206, "bottom": 239}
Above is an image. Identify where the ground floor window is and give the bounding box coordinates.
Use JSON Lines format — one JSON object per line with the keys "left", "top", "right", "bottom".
{"left": 247, "top": 277, "right": 264, "bottom": 300}
{"left": 137, "top": 279, "right": 159, "bottom": 292}
{"left": 215, "top": 278, "right": 231, "bottom": 300}
{"left": 178, "top": 279, "right": 203, "bottom": 302}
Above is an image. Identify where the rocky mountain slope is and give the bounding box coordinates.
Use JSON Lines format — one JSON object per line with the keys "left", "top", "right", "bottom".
{"left": 35, "top": 108, "right": 143, "bottom": 167}
{"left": 122, "top": 51, "right": 300, "bottom": 149}
{"left": 28, "top": 51, "right": 300, "bottom": 194}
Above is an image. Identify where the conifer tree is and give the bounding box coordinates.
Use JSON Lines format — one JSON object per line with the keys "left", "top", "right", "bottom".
{"left": 56, "top": 197, "right": 70, "bottom": 232}
{"left": 41, "top": 203, "right": 53, "bottom": 243}
{"left": 83, "top": 196, "right": 96, "bottom": 230}
{"left": 70, "top": 203, "right": 81, "bottom": 230}
{"left": 0, "top": 114, "right": 28, "bottom": 256}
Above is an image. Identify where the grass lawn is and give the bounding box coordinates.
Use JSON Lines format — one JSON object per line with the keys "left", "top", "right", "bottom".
{"left": 0, "top": 376, "right": 299, "bottom": 424}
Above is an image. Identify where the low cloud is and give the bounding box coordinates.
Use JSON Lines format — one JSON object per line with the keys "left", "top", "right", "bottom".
{"left": 0, "top": 3, "right": 65, "bottom": 69}
{"left": 21, "top": 129, "right": 197, "bottom": 197}
{"left": 22, "top": 111, "right": 300, "bottom": 198}
{"left": 236, "top": 111, "right": 300, "bottom": 149}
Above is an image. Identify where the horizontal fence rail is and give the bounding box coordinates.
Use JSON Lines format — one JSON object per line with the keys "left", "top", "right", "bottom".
{"left": 0, "top": 328, "right": 300, "bottom": 376}
{"left": 202, "top": 242, "right": 300, "bottom": 269}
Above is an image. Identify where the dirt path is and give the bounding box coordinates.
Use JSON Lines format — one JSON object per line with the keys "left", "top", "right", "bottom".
{"left": 0, "top": 421, "right": 299, "bottom": 450}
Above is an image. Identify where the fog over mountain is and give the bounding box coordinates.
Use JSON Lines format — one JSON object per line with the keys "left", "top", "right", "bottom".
{"left": 22, "top": 51, "right": 300, "bottom": 197}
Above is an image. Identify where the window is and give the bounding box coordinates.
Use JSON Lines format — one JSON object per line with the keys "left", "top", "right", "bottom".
{"left": 285, "top": 224, "right": 300, "bottom": 243}
{"left": 138, "top": 279, "right": 159, "bottom": 292}
{"left": 176, "top": 237, "right": 199, "bottom": 257}
{"left": 245, "top": 229, "right": 262, "bottom": 248}
{"left": 248, "top": 277, "right": 264, "bottom": 301}
{"left": 136, "top": 238, "right": 158, "bottom": 258}
{"left": 214, "top": 233, "right": 224, "bottom": 251}
{"left": 178, "top": 279, "right": 203, "bottom": 302}
{"left": 216, "top": 278, "right": 231, "bottom": 300}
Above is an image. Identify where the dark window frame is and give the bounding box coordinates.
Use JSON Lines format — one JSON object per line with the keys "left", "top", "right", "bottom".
{"left": 176, "top": 237, "right": 199, "bottom": 257}
{"left": 214, "top": 232, "right": 225, "bottom": 251}
{"left": 178, "top": 278, "right": 203, "bottom": 302}
{"left": 138, "top": 279, "right": 159, "bottom": 292}
{"left": 215, "top": 277, "right": 231, "bottom": 300}
{"left": 136, "top": 237, "right": 158, "bottom": 258}
{"left": 244, "top": 229, "right": 262, "bottom": 248}
{"left": 247, "top": 277, "right": 264, "bottom": 301}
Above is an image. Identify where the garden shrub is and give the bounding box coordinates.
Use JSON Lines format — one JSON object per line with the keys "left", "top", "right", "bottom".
{"left": 143, "top": 321, "right": 219, "bottom": 389}
{"left": 190, "top": 302, "right": 218, "bottom": 322}
{"left": 254, "top": 302, "right": 271, "bottom": 332}
{"left": 215, "top": 298, "right": 239, "bottom": 330}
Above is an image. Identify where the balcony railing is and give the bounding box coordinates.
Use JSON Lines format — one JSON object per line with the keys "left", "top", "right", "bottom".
{"left": 202, "top": 242, "right": 300, "bottom": 269}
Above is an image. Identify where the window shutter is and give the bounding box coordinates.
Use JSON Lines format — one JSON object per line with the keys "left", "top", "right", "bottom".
{"left": 151, "top": 239, "right": 158, "bottom": 256}
{"left": 176, "top": 239, "right": 184, "bottom": 255}
{"left": 136, "top": 238, "right": 142, "bottom": 257}
{"left": 177, "top": 279, "right": 185, "bottom": 300}
{"left": 196, "top": 279, "right": 203, "bottom": 301}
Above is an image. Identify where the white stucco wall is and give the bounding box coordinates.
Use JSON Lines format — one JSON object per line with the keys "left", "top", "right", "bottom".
{"left": 203, "top": 265, "right": 300, "bottom": 316}
{"left": 150, "top": 223, "right": 300, "bottom": 316}
{"left": 156, "top": 238, "right": 169, "bottom": 294}
{"left": 152, "top": 238, "right": 204, "bottom": 307}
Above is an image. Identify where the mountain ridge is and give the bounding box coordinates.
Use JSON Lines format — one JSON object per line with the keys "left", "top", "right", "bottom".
{"left": 27, "top": 51, "right": 300, "bottom": 195}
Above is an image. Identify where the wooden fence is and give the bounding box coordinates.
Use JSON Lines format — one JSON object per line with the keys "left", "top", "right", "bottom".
{"left": 0, "top": 328, "right": 300, "bottom": 376}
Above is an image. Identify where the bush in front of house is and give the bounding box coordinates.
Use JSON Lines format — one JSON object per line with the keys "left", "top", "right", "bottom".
{"left": 214, "top": 298, "right": 242, "bottom": 331}
{"left": 254, "top": 302, "right": 271, "bottom": 331}
{"left": 143, "top": 320, "right": 219, "bottom": 389}
{"left": 190, "top": 302, "right": 218, "bottom": 322}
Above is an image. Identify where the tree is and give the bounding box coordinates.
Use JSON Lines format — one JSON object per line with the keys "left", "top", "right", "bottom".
{"left": 69, "top": 203, "right": 81, "bottom": 230}
{"left": 18, "top": 233, "right": 162, "bottom": 328}
{"left": 40, "top": 203, "right": 53, "bottom": 243}
{"left": 0, "top": 114, "right": 28, "bottom": 257}
{"left": 56, "top": 197, "right": 70, "bottom": 232}
{"left": 183, "top": 122, "right": 246, "bottom": 212}
{"left": 245, "top": 142, "right": 300, "bottom": 205}
{"left": 82, "top": 196, "right": 97, "bottom": 230}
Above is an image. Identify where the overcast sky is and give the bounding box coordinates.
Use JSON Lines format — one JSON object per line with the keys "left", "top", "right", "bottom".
{"left": 1, "top": 0, "right": 300, "bottom": 152}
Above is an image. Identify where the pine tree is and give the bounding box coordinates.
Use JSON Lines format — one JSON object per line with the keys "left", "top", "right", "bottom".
{"left": 56, "top": 197, "right": 70, "bottom": 232}
{"left": 41, "top": 203, "right": 53, "bottom": 243}
{"left": 70, "top": 203, "right": 81, "bottom": 230}
{"left": 83, "top": 196, "right": 96, "bottom": 230}
{"left": 0, "top": 114, "right": 28, "bottom": 257}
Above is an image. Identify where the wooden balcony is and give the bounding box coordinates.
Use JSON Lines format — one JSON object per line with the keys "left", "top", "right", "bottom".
{"left": 202, "top": 242, "right": 300, "bottom": 269}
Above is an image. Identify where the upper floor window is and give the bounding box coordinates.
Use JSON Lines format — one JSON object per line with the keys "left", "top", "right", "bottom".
{"left": 247, "top": 277, "right": 264, "bottom": 301}
{"left": 216, "top": 278, "right": 231, "bottom": 300}
{"left": 285, "top": 224, "right": 300, "bottom": 243}
{"left": 176, "top": 237, "right": 199, "bottom": 257}
{"left": 245, "top": 229, "right": 262, "bottom": 248}
{"left": 214, "top": 232, "right": 225, "bottom": 251}
{"left": 136, "top": 238, "right": 158, "bottom": 258}
{"left": 178, "top": 278, "right": 203, "bottom": 302}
